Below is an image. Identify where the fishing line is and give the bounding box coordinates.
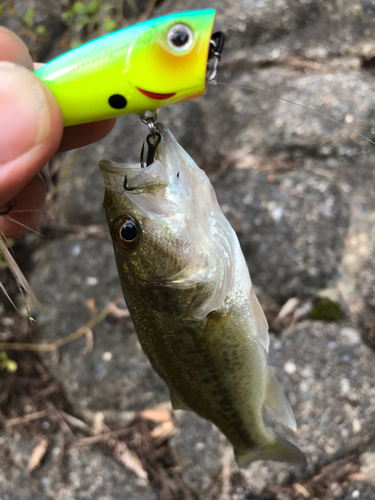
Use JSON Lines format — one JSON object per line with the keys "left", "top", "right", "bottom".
{"left": 3, "top": 215, "right": 44, "bottom": 237}
{"left": 210, "top": 80, "right": 375, "bottom": 147}
{"left": 0, "top": 211, "right": 44, "bottom": 322}
{"left": 0, "top": 281, "right": 21, "bottom": 315}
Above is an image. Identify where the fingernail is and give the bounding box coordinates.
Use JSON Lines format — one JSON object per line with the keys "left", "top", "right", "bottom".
{"left": 0, "top": 62, "right": 51, "bottom": 164}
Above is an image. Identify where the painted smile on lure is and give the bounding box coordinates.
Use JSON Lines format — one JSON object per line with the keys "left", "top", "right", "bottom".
{"left": 137, "top": 88, "right": 176, "bottom": 100}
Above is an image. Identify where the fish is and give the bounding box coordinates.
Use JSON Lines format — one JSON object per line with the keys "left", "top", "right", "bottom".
{"left": 35, "top": 9, "right": 216, "bottom": 126}
{"left": 99, "top": 125, "right": 306, "bottom": 466}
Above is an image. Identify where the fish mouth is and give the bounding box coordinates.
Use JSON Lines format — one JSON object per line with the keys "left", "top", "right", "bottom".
{"left": 137, "top": 88, "right": 176, "bottom": 100}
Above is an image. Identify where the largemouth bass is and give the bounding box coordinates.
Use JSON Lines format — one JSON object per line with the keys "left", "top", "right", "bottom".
{"left": 99, "top": 125, "right": 306, "bottom": 466}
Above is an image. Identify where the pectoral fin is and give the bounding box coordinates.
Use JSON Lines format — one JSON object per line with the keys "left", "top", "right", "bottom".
{"left": 264, "top": 368, "right": 297, "bottom": 431}
{"left": 170, "top": 391, "right": 191, "bottom": 411}
{"left": 235, "top": 434, "right": 306, "bottom": 467}
{"left": 250, "top": 289, "right": 270, "bottom": 352}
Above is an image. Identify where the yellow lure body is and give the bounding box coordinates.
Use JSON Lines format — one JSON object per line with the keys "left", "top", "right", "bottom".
{"left": 34, "top": 10, "right": 216, "bottom": 126}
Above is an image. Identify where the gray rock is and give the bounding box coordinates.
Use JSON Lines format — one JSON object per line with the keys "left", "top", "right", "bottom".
{"left": 214, "top": 166, "right": 350, "bottom": 302}
{"left": 341, "top": 483, "right": 375, "bottom": 500}
{"left": 267, "top": 322, "right": 375, "bottom": 469}
{"left": 170, "top": 411, "right": 225, "bottom": 499}
{"left": 332, "top": 156, "right": 375, "bottom": 312}
{"left": 0, "top": 431, "right": 156, "bottom": 500}
{"left": 30, "top": 239, "right": 168, "bottom": 415}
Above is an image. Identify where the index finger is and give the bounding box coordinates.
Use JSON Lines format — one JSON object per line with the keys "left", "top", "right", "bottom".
{"left": 0, "top": 27, "right": 34, "bottom": 69}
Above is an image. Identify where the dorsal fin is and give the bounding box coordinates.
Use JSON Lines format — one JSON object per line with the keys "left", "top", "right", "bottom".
{"left": 264, "top": 368, "right": 297, "bottom": 431}
{"left": 250, "top": 289, "right": 270, "bottom": 352}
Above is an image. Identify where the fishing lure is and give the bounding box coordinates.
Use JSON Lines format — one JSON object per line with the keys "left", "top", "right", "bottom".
{"left": 35, "top": 9, "right": 223, "bottom": 126}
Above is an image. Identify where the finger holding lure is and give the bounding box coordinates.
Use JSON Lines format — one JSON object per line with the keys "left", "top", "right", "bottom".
{"left": 35, "top": 9, "right": 224, "bottom": 126}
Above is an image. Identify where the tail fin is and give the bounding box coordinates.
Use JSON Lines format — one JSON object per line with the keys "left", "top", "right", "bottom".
{"left": 235, "top": 435, "right": 307, "bottom": 467}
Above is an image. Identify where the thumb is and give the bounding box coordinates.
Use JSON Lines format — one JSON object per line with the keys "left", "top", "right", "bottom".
{"left": 0, "top": 61, "right": 63, "bottom": 205}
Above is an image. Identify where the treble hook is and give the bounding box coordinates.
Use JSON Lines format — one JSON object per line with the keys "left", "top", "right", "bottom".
{"left": 140, "top": 132, "right": 161, "bottom": 167}
{"left": 139, "top": 111, "right": 162, "bottom": 167}
{"left": 206, "top": 31, "right": 225, "bottom": 81}
{"left": 124, "top": 131, "right": 162, "bottom": 190}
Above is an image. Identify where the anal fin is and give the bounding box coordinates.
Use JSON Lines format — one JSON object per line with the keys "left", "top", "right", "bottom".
{"left": 264, "top": 368, "right": 297, "bottom": 431}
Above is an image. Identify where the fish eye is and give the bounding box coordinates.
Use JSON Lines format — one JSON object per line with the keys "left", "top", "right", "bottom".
{"left": 112, "top": 215, "right": 139, "bottom": 250}
{"left": 167, "top": 24, "right": 193, "bottom": 52}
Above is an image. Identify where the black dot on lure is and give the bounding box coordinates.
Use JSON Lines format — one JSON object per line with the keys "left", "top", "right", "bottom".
{"left": 121, "top": 221, "right": 137, "bottom": 242}
{"left": 109, "top": 94, "right": 127, "bottom": 109}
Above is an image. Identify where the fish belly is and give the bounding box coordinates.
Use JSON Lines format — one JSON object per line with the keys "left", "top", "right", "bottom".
{"left": 125, "top": 293, "right": 269, "bottom": 453}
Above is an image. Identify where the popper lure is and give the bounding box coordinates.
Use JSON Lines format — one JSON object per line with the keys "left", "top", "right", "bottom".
{"left": 35, "top": 9, "right": 224, "bottom": 126}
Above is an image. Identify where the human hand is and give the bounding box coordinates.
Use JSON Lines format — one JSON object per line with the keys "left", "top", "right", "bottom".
{"left": 0, "top": 27, "right": 116, "bottom": 238}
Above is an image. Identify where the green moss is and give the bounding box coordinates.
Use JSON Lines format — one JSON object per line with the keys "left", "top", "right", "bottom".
{"left": 36, "top": 25, "right": 47, "bottom": 36}
{"left": 23, "top": 8, "right": 35, "bottom": 27}
{"left": 103, "top": 17, "right": 117, "bottom": 33}
{"left": 308, "top": 297, "right": 342, "bottom": 321}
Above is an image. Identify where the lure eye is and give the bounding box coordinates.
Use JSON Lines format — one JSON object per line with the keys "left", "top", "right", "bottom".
{"left": 112, "top": 216, "right": 140, "bottom": 250}
{"left": 167, "top": 24, "right": 193, "bottom": 52}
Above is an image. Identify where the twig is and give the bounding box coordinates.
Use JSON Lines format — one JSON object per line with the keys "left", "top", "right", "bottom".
{"left": 73, "top": 427, "right": 133, "bottom": 447}
{"left": 0, "top": 292, "right": 124, "bottom": 352}
{"left": 74, "top": 430, "right": 129, "bottom": 447}
{"left": 6, "top": 409, "right": 49, "bottom": 427}
{"left": 33, "top": 383, "right": 60, "bottom": 402}
{"left": 46, "top": 401, "right": 76, "bottom": 442}
{"left": 60, "top": 411, "right": 92, "bottom": 434}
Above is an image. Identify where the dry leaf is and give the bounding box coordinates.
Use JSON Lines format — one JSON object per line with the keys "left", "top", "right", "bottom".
{"left": 140, "top": 408, "right": 172, "bottom": 423}
{"left": 93, "top": 412, "right": 105, "bottom": 435}
{"left": 28, "top": 438, "right": 48, "bottom": 473}
{"left": 347, "top": 473, "right": 368, "bottom": 481}
{"left": 85, "top": 298, "right": 97, "bottom": 314}
{"left": 114, "top": 442, "right": 148, "bottom": 483}
{"left": 276, "top": 297, "right": 299, "bottom": 320}
{"left": 219, "top": 449, "right": 232, "bottom": 500}
{"left": 234, "top": 154, "right": 258, "bottom": 169}
{"left": 292, "top": 483, "right": 310, "bottom": 498}
{"left": 150, "top": 420, "right": 176, "bottom": 442}
{"left": 61, "top": 411, "right": 91, "bottom": 433}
